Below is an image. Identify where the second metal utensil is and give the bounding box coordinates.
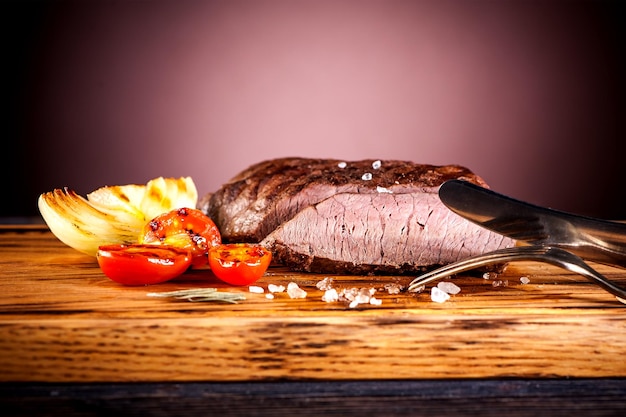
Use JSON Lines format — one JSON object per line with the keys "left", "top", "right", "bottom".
{"left": 407, "top": 245, "right": 626, "bottom": 302}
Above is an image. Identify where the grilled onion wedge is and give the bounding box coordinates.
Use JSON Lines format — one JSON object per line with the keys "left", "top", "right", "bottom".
{"left": 38, "top": 177, "right": 198, "bottom": 256}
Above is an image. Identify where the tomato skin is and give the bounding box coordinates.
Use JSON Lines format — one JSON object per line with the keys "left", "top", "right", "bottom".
{"left": 208, "top": 243, "right": 272, "bottom": 286}
{"left": 140, "top": 208, "right": 221, "bottom": 267}
{"left": 97, "top": 244, "right": 192, "bottom": 286}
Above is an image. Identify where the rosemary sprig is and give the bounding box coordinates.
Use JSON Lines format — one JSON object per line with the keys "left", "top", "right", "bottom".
{"left": 147, "top": 288, "right": 246, "bottom": 304}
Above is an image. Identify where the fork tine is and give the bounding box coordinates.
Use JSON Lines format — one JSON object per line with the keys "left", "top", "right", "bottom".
{"left": 407, "top": 246, "right": 552, "bottom": 292}
{"left": 408, "top": 246, "right": 626, "bottom": 303}
{"left": 543, "top": 247, "right": 626, "bottom": 300}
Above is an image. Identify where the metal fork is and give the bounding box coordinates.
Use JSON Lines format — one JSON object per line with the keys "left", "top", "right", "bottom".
{"left": 407, "top": 246, "right": 626, "bottom": 301}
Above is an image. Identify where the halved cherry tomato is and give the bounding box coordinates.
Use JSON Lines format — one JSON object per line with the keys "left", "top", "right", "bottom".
{"left": 97, "top": 244, "right": 192, "bottom": 285}
{"left": 140, "top": 208, "right": 221, "bottom": 267}
{"left": 208, "top": 243, "right": 272, "bottom": 286}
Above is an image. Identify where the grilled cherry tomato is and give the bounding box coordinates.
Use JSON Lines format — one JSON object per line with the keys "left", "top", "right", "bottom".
{"left": 97, "top": 244, "right": 192, "bottom": 285}
{"left": 208, "top": 243, "right": 272, "bottom": 286}
{"left": 140, "top": 208, "right": 221, "bottom": 267}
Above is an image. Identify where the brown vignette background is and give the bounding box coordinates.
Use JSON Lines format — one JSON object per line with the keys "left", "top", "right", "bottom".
{"left": 3, "top": 0, "right": 625, "bottom": 220}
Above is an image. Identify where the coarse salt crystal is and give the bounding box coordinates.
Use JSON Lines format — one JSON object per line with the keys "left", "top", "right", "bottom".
{"left": 340, "top": 287, "right": 357, "bottom": 301}
{"left": 372, "top": 160, "right": 382, "bottom": 169}
{"left": 287, "top": 282, "right": 307, "bottom": 299}
{"left": 354, "top": 289, "right": 371, "bottom": 304}
{"left": 520, "top": 276, "right": 530, "bottom": 284}
{"left": 492, "top": 280, "right": 508, "bottom": 287}
{"left": 265, "top": 293, "right": 274, "bottom": 299}
{"left": 329, "top": 286, "right": 381, "bottom": 307}
{"left": 431, "top": 287, "right": 450, "bottom": 303}
{"left": 376, "top": 186, "right": 392, "bottom": 194}
{"left": 362, "top": 172, "right": 372, "bottom": 181}
{"left": 384, "top": 283, "right": 403, "bottom": 294}
{"left": 268, "top": 283, "right": 285, "bottom": 293}
{"left": 322, "top": 288, "right": 339, "bottom": 302}
{"left": 483, "top": 272, "right": 498, "bottom": 280}
{"left": 249, "top": 285, "right": 264, "bottom": 294}
{"left": 338, "top": 161, "right": 347, "bottom": 168}
{"left": 437, "top": 281, "right": 461, "bottom": 295}
{"left": 316, "top": 277, "right": 334, "bottom": 291}
{"left": 369, "top": 297, "right": 383, "bottom": 306}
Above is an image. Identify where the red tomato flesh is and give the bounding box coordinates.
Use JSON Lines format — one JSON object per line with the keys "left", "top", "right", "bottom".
{"left": 208, "top": 243, "right": 272, "bottom": 286}
{"left": 97, "top": 244, "right": 192, "bottom": 286}
{"left": 140, "top": 208, "right": 221, "bottom": 267}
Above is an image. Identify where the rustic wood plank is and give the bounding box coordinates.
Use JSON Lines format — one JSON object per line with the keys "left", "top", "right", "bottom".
{"left": 1, "top": 227, "right": 625, "bottom": 382}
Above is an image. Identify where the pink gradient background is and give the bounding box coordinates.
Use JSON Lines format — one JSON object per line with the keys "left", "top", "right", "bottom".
{"left": 6, "top": 0, "right": 625, "bottom": 218}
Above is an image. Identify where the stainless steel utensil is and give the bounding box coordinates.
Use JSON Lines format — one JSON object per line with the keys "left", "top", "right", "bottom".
{"left": 407, "top": 180, "right": 626, "bottom": 302}
{"left": 438, "top": 179, "right": 626, "bottom": 268}
{"left": 407, "top": 245, "right": 626, "bottom": 302}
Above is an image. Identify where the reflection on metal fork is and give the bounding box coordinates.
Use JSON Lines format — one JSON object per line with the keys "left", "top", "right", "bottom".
{"left": 407, "top": 246, "right": 626, "bottom": 302}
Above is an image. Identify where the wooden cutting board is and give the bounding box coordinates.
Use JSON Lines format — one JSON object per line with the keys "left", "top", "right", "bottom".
{"left": 1, "top": 225, "right": 625, "bottom": 383}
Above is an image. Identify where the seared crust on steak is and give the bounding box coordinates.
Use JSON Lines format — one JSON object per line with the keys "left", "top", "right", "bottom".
{"left": 201, "top": 157, "right": 490, "bottom": 243}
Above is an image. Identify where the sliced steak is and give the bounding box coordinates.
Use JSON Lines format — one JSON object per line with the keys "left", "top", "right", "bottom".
{"left": 200, "top": 157, "right": 491, "bottom": 243}
{"left": 262, "top": 191, "right": 513, "bottom": 274}
{"left": 199, "top": 157, "right": 515, "bottom": 275}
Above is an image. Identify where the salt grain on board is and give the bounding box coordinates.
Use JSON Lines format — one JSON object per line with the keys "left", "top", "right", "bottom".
{"left": 431, "top": 287, "right": 450, "bottom": 303}
{"left": 338, "top": 161, "right": 347, "bottom": 168}
{"left": 333, "top": 286, "right": 381, "bottom": 308}
{"left": 340, "top": 287, "right": 358, "bottom": 302}
{"left": 268, "top": 283, "right": 285, "bottom": 293}
{"left": 437, "top": 281, "right": 461, "bottom": 295}
{"left": 384, "top": 283, "right": 403, "bottom": 294}
{"left": 316, "top": 277, "right": 334, "bottom": 291}
{"left": 287, "top": 282, "right": 307, "bottom": 299}
{"left": 355, "top": 288, "right": 372, "bottom": 304}
{"left": 369, "top": 297, "right": 383, "bottom": 306}
{"left": 520, "top": 276, "right": 530, "bottom": 284}
{"left": 322, "top": 288, "right": 339, "bottom": 302}
{"left": 376, "top": 186, "right": 393, "bottom": 194}
{"left": 362, "top": 172, "right": 373, "bottom": 181}
{"left": 249, "top": 286, "right": 264, "bottom": 294}
{"left": 372, "top": 160, "right": 382, "bottom": 169}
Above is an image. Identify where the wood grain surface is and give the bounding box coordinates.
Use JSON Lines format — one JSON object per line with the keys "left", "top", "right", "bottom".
{"left": 1, "top": 226, "right": 625, "bottom": 383}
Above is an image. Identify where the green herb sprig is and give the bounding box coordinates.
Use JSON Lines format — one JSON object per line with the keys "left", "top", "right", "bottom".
{"left": 147, "top": 288, "right": 246, "bottom": 304}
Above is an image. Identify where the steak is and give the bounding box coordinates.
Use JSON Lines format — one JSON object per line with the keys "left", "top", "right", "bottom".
{"left": 199, "top": 157, "right": 515, "bottom": 274}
